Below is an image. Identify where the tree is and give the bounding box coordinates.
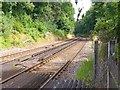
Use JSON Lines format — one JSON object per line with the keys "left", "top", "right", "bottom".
{"left": 1, "top": 2, "right": 75, "bottom": 49}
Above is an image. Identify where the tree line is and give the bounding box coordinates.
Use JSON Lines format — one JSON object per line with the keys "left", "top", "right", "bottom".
{"left": 74, "top": 2, "right": 120, "bottom": 61}
{"left": 74, "top": 2, "right": 118, "bottom": 41}
{"left": 0, "top": 2, "right": 75, "bottom": 49}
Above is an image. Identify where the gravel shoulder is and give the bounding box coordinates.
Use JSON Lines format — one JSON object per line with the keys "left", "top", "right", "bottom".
{"left": 57, "top": 41, "right": 94, "bottom": 80}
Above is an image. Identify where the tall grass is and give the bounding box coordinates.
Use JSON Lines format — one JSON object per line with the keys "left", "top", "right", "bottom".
{"left": 76, "top": 57, "right": 94, "bottom": 84}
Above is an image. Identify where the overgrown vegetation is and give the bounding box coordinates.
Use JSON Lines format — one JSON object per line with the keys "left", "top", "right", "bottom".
{"left": 74, "top": 3, "right": 118, "bottom": 41}
{"left": 76, "top": 57, "right": 94, "bottom": 84}
{"left": 74, "top": 2, "right": 119, "bottom": 60}
{"left": 75, "top": 2, "right": 120, "bottom": 87}
{"left": 0, "top": 2, "right": 75, "bottom": 50}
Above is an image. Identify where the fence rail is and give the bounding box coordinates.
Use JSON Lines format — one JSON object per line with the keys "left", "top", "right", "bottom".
{"left": 93, "top": 40, "right": 119, "bottom": 88}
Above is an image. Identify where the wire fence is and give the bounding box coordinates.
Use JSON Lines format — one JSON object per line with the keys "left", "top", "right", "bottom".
{"left": 92, "top": 40, "right": 119, "bottom": 88}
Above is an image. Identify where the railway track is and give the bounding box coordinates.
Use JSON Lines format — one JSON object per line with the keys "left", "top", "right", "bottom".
{"left": 40, "top": 41, "right": 86, "bottom": 89}
{"left": 1, "top": 39, "right": 77, "bottom": 82}
{"left": 0, "top": 39, "right": 75, "bottom": 65}
{"left": 2, "top": 39, "right": 86, "bottom": 89}
{"left": 1, "top": 38, "right": 78, "bottom": 84}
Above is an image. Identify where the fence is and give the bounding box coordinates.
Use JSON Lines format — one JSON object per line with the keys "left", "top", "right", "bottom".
{"left": 93, "top": 40, "right": 119, "bottom": 88}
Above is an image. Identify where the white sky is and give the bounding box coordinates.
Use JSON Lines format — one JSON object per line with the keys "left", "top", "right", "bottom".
{"left": 71, "top": 0, "right": 92, "bottom": 21}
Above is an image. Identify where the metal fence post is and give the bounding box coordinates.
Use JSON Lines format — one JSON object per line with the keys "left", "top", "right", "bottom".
{"left": 94, "top": 40, "right": 98, "bottom": 79}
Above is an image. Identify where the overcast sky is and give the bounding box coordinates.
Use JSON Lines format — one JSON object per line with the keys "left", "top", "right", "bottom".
{"left": 71, "top": 0, "right": 92, "bottom": 21}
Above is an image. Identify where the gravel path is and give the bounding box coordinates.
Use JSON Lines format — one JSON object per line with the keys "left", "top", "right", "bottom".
{"left": 56, "top": 41, "right": 93, "bottom": 80}
{"left": 43, "top": 41, "right": 93, "bottom": 89}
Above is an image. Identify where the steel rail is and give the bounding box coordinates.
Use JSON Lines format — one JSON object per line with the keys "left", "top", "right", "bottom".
{"left": 0, "top": 39, "right": 78, "bottom": 84}
{"left": 0, "top": 39, "right": 76, "bottom": 65}
{"left": 39, "top": 41, "right": 86, "bottom": 89}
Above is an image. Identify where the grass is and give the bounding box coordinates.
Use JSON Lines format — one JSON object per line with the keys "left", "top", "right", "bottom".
{"left": 75, "top": 57, "right": 94, "bottom": 84}
{"left": 0, "top": 33, "right": 59, "bottom": 51}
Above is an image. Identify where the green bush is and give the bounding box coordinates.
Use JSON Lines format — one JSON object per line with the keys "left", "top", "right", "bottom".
{"left": 1, "top": 2, "right": 75, "bottom": 49}
{"left": 13, "top": 21, "right": 24, "bottom": 33}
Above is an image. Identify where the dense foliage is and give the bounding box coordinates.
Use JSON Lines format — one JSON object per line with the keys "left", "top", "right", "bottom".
{"left": 74, "top": 6, "right": 96, "bottom": 37}
{"left": 0, "top": 2, "right": 75, "bottom": 49}
{"left": 74, "top": 2, "right": 120, "bottom": 60}
{"left": 74, "top": 2, "right": 118, "bottom": 42}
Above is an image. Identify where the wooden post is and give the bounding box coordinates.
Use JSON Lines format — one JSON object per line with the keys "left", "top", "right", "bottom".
{"left": 94, "top": 40, "right": 98, "bottom": 79}
{"left": 107, "top": 41, "right": 111, "bottom": 89}
{"left": 117, "top": 2, "right": 120, "bottom": 88}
